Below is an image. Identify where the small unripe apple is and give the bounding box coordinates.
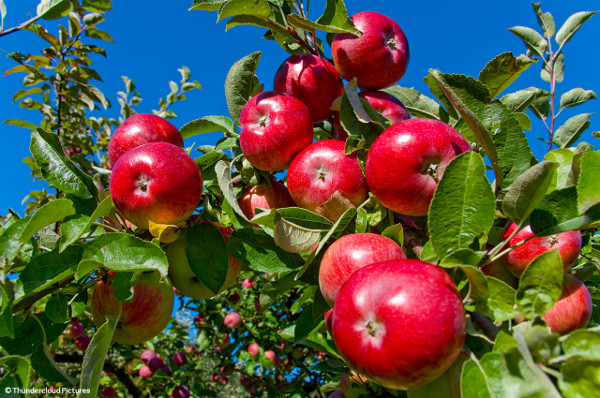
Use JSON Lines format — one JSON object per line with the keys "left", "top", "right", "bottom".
{"left": 501, "top": 222, "right": 582, "bottom": 277}
{"left": 172, "top": 352, "right": 187, "bottom": 367}
{"left": 237, "top": 179, "right": 296, "bottom": 219}
{"left": 108, "top": 113, "right": 183, "bottom": 165}
{"left": 273, "top": 53, "right": 344, "bottom": 122}
{"left": 224, "top": 312, "right": 242, "bottom": 329}
{"left": 240, "top": 91, "right": 314, "bottom": 171}
{"left": 332, "top": 11, "right": 410, "bottom": 89}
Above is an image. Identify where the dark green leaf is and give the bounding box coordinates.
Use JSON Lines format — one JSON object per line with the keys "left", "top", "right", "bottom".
{"left": 180, "top": 115, "right": 237, "bottom": 139}
{"left": 502, "top": 160, "right": 558, "bottom": 224}
{"left": 19, "top": 198, "right": 74, "bottom": 243}
{"left": 17, "top": 246, "right": 80, "bottom": 296}
{"left": 224, "top": 52, "right": 261, "bottom": 124}
{"left": 0, "top": 313, "right": 65, "bottom": 356}
{"left": 560, "top": 88, "right": 597, "bottom": 109}
{"left": 294, "top": 303, "right": 323, "bottom": 343}
{"left": 508, "top": 26, "right": 548, "bottom": 56}
{"left": 229, "top": 228, "right": 304, "bottom": 273}
{"left": 577, "top": 150, "right": 600, "bottom": 214}
{"left": 83, "top": 13, "right": 105, "bottom": 26}
{"left": 37, "top": 0, "right": 72, "bottom": 20}
{"left": 478, "top": 52, "right": 535, "bottom": 99}
{"left": 553, "top": 113, "right": 592, "bottom": 149}
{"left": 3, "top": 119, "right": 38, "bottom": 130}
{"left": 189, "top": 0, "right": 226, "bottom": 11}
{"left": 215, "top": 160, "right": 249, "bottom": 221}
{"left": 556, "top": 11, "right": 597, "bottom": 46}
{"left": 383, "top": 85, "right": 448, "bottom": 121}
{"left": 0, "top": 356, "right": 31, "bottom": 393}
{"left": 217, "top": 0, "right": 271, "bottom": 23}
{"left": 532, "top": 2, "right": 556, "bottom": 38}
{"left": 541, "top": 52, "right": 564, "bottom": 83}
{"left": 316, "top": 0, "right": 360, "bottom": 37}
{"left": 516, "top": 250, "right": 564, "bottom": 318}
{"left": 45, "top": 293, "right": 70, "bottom": 323}
{"left": 80, "top": 233, "right": 169, "bottom": 277}
{"left": 82, "top": 0, "right": 112, "bottom": 12}
{"left": 544, "top": 149, "right": 575, "bottom": 191}
{"left": 185, "top": 223, "right": 229, "bottom": 295}
{"left": 486, "top": 277, "right": 520, "bottom": 321}
{"left": 0, "top": 286, "right": 14, "bottom": 339}
{"left": 529, "top": 96, "right": 550, "bottom": 120}
{"left": 529, "top": 186, "right": 589, "bottom": 235}
{"left": 429, "top": 152, "right": 495, "bottom": 258}
{"left": 112, "top": 272, "right": 136, "bottom": 302}
{"left": 559, "top": 358, "right": 600, "bottom": 398}
{"left": 501, "top": 87, "right": 550, "bottom": 113}
{"left": 30, "top": 345, "right": 75, "bottom": 384}
{"left": 59, "top": 195, "right": 113, "bottom": 252}
{"left": 79, "top": 315, "right": 119, "bottom": 398}
{"left": 85, "top": 27, "right": 114, "bottom": 43}
{"left": 288, "top": 14, "right": 357, "bottom": 34}
{"left": 30, "top": 129, "right": 96, "bottom": 199}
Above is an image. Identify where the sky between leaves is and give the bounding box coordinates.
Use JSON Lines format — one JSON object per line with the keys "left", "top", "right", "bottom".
{"left": 0, "top": 0, "right": 598, "bottom": 215}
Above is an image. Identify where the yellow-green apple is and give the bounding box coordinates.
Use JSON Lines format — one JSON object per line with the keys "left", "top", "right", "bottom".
{"left": 319, "top": 233, "right": 406, "bottom": 305}
{"left": 331, "top": 259, "right": 466, "bottom": 389}
{"left": 164, "top": 220, "right": 242, "bottom": 300}
{"left": 287, "top": 140, "right": 368, "bottom": 214}
{"left": 237, "top": 179, "right": 296, "bottom": 219}
{"left": 501, "top": 222, "right": 582, "bottom": 277}
{"left": 365, "top": 119, "right": 471, "bottom": 216}
{"left": 331, "top": 11, "right": 410, "bottom": 90}
{"left": 273, "top": 53, "right": 344, "bottom": 122}
{"left": 108, "top": 113, "right": 183, "bottom": 165}
{"left": 240, "top": 91, "right": 314, "bottom": 171}
{"left": 91, "top": 271, "right": 174, "bottom": 345}
{"left": 543, "top": 274, "right": 592, "bottom": 335}
{"left": 109, "top": 142, "right": 203, "bottom": 229}
{"left": 333, "top": 90, "right": 410, "bottom": 141}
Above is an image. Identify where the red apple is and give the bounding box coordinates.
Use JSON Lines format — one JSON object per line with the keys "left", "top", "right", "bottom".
{"left": 328, "top": 391, "right": 345, "bottom": 398}
{"left": 139, "top": 365, "right": 153, "bottom": 378}
{"left": 331, "top": 259, "right": 466, "bottom": 389}
{"left": 324, "top": 309, "right": 333, "bottom": 336}
{"left": 319, "top": 233, "right": 406, "bottom": 305}
{"left": 287, "top": 140, "right": 368, "bottom": 213}
{"left": 74, "top": 335, "right": 91, "bottom": 351}
{"left": 165, "top": 220, "right": 242, "bottom": 300}
{"left": 108, "top": 113, "right": 183, "bottom": 165}
{"left": 172, "top": 352, "right": 187, "bottom": 367}
{"left": 237, "top": 179, "right": 296, "bottom": 219}
{"left": 248, "top": 342, "right": 260, "bottom": 358}
{"left": 365, "top": 119, "right": 471, "bottom": 216}
{"left": 228, "top": 290, "right": 241, "bottom": 303}
{"left": 100, "top": 386, "right": 116, "bottom": 398}
{"left": 91, "top": 271, "right": 174, "bottom": 345}
{"left": 501, "top": 222, "right": 582, "bottom": 277}
{"left": 140, "top": 348, "right": 157, "bottom": 364}
{"left": 64, "top": 318, "right": 84, "bottom": 339}
{"left": 264, "top": 350, "right": 280, "bottom": 367}
{"left": 332, "top": 11, "right": 409, "bottom": 90}
{"left": 480, "top": 245, "right": 518, "bottom": 288}
{"left": 333, "top": 90, "right": 410, "bottom": 141}
{"left": 148, "top": 357, "right": 164, "bottom": 373}
{"left": 543, "top": 274, "right": 592, "bottom": 335}
{"left": 240, "top": 91, "right": 314, "bottom": 171}
{"left": 273, "top": 53, "right": 344, "bottom": 122}
{"left": 161, "top": 362, "right": 173, "bottom": 376}
{"left": 224, "top": 312, "right": 242, "bottom": 329}
{"left": 170, "top": 385, "right": 191, "bottom": 398}
{"left": 109, "top": 142, "right": 203, "bottom": 229}
{"left": 242, "top": 278, "right": 256, "bottom": 289}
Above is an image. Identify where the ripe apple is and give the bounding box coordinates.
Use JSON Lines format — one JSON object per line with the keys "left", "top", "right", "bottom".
{"left": 287, "top": 140, "right": 368, "bottom": 213}
{"left": 237, "top": 179, "right": 296, "bottom": 219}
{"left": 148, "top": 357, "right": 165, "bottom": 373}
{"left": 139, "top": 365, "right": 153, "bottom": 378}
{"left": 264, "top": 350, "right": 280, "bottom": 367}
{"left": 170, "top": 385, "right": 191, "bottom": 398}
{"left": 164, "top": 220, "right": 242, "bottom": 300}
{"left": 480, "top": 245, "right": 518, "bottom": 288}
{"left": 91, "top": 271, "right": 174, "bottom": 345}
{"left": 100, "top": 386, "right": 116, "bottom": 398}
{"left": 108, "top": 113, "right": 183, "bottom": 165}
{"left": 319, "top": 233, "right": 406, "bottom": 305}
{"left": 109, "top": 142, "right": 203, "bottom": 229}
{"left": 64, "top": 318, "right": 84, "bottom": 339}
{"left": 333, "top": 90, "right": 410, "bottom": 141}
{"left": 331, "top": 259, "right": 466, "bottom": 389}
{"left": 240, "top": 91, "right": 314, "bottom": 171}
{"left": 543, "top": 274, "right": 592, "bottom": 335}
{"left": 172, "top": 352, "right": 187, "bottom": 367}
{"left": 74, "top": 335, "right": 91, "bottom": 351}
{"left": 248, "top": 342, "right": 260, "bottom": 357}
{"left": 501, "top": 222, "right": 582, "bottom": 277}
{"left": 365, "top": 119, "right": 471, "bottom": 216}
{"left": 331, "top": 11, "right": 410, "bottom": 90}
{"left": 161, "top": 362, "right": 173, "bottom": 376}
{"left": 140, "top": 348, "right": 156, "bottom": 364}
{"left": 242, "top": 278, "right": 256, "bottom": 289}
{"left": 273, "top": 53, "right": 344, "bottom": 122}
{"left": 224, "top": 312, "right": 242, "bottom": 328}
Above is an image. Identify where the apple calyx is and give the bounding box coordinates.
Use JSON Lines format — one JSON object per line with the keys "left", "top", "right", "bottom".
{"left": 317, "top": 166, "right": 328, "bottom": 181}
{"left": 423, "top": 161, "right": 441, "bottom": 183}
{"left": 365, "top": 319, "right": 383, "bottom": 338}
{"left": 136, "top": 175, "right": 150, "bottom": 192}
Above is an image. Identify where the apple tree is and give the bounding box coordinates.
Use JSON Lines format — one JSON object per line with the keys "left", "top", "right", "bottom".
{"left": 1, "top": 0, "right": 600, "bottom": 397}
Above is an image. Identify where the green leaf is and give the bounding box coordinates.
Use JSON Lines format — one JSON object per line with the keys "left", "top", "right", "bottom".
{"left": 541, "top": 52, "right": 564, "bottom": 83}
{"left": 79, "top": 314, "right": 119, "bottom": 398}
{"left": 508, "top": 26, "right": 548, "bottom": 56}
{"left": 544, "top": 149, "right": 575, "bottom": 191}
{"left": 288, "top": 14, "right": 357, "bottom": 34}
{"left": 190, "top": 0, "right": 226, "bottom": 11}
{"left": 37, "top": 0, "right": 72, "bottom": 20}
{"left": 59, "top": 195, "right": 114, "bottom": 252}
{"left": 274, "top": 216, "right": 323, "bottom": 254}
{"left": 17, "top": 246, "right": 80, "bottom": 296}
{"left": 562, "top": 330, "right": 600, "bottom": 361}
{"left": 85, "top": 27, "right": 114, "bottom": 43}
{"left": 478, "top": 52, "right": 535, "bottom": 99}
{"left": 30, "top": 345, "right": 74, "bottom": 384}
{"left": 502, "top": 160, "right": 558, "bottom": 224}
{"left": 45, "top": 293, "right": 70, "bottom": 323}
{"left": 516, "top": 250, "right": 564, "bottom": 318}
{"left": 294, "top": 303, "right": 323, "bottom": 343}
{"left": 560, "top": 88, "right": 597, "bottom": 109}
{"left": 559, "top": 358, "right": 600, "bottom": 398}
{"left": 217, "top": 0, "right": 271, "bottom": 22}
{"left": 0, "top": 356, "right": 31, "bottom": 393}
{"left": 338, "top": 84, "right": 385, "bottom": 143}
{"left": 316, "top": 0, "right": 360, "bottom": 37}
{"left": 577, "top": 150, "right": 600, "bottom": 214}
{"left": 429, "top": 152, "right": 495, "bottom": 258}
{"left": 19, "top": 198, "right": 74, "bottom": 243}
{"left": 486, "top": 277, "right": 520, "bottom": 321}
{"left": 214, "top": 160, "right": 249, "bottom": 221}
{"left": 229, "top": 228, "right": 304, "bottom": 273}
{"left": 501, "top": 87, "right": 550, "bottom": 113}
{"left": 224, "top": 52, "right": 261, "bottom": 125}
{"left": 529, "top": 96, "right": 550, "bottom": 120}
{"left": 83, "top": 13, "right": 105, "bottom": 26}
{"left": 532, "top": 2, "right": 556, "bottom": 38}
{"left": 553, "top": 113, "right": 592, "bottom": 149}
{"left": 185, "top": 223, "right": 229, "bottom": 295}
{"left": 80, "top": 233, "right": 169, "bottom": 277}
{"left": 0, "top": 216, "right": 33, "bottom": 263}
{"left": 0, "top": 286, "right": 14, "bottom": 339}
{"left": 529, "top": 186, "right": 593, "bottom": 235}
{"left": 82, "top": 0, "right": 112, "bottom": 12}
{"left": 30, "top": 129, "right": 96, "bottom": 199}
{"left": 112, "top": 272, "right": 136, "bottom": 302}
{"left": 0, "top": 313, "right": 65, "bottom": 356}
{"left": 383, "top": 85, "right": 448, "bottom": 121}
{"left": 556, "top": 11, "right": 597, "bottom": 46}
{"left": 381, "top": 223, "right": 404, "bottom": 247}
{"left": 180, "top": 115, "right": 237, "bottom": 139}
{"left": 3, "top": 119, "right": 38, "bottom": 130}
{"left": 460, "top": 358, "right": 492, "bottom": 398}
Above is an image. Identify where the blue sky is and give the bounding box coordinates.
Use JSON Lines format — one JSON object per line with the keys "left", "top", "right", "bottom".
{"left": 0, "top": 0, "right": 598, "bottom": 215}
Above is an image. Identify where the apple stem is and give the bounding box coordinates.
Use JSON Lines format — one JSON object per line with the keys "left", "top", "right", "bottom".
{"left": 470, "top": 312, "right": 499, "bottom": 342}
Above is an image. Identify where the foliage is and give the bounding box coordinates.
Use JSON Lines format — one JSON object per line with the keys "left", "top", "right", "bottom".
{"left": 1, "top": 0, "right": 599, "bottom": 397}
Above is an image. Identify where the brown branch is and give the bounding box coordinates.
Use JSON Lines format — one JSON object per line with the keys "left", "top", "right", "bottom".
{"left": 470, "top": 311, "right": 499, "bottom": 341}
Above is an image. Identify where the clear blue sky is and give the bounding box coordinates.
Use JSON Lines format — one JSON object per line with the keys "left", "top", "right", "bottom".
{"left": 0, "top": 0, "right": 598, "bottom": 215}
